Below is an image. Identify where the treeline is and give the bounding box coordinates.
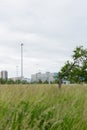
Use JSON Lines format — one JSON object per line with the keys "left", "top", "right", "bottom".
{"left": 0, "top": 79, "right": 58, "bottom": 84}
{"left": 31, "top": 79, "right": 58, "bottom": 84}
{"left": 0, "top": 78, "right": 29, "bottom": 84}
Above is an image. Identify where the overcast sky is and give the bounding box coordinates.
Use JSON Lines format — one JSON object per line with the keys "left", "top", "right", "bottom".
{"left": 0, "top": 0, "right": 87, "bottom": 78}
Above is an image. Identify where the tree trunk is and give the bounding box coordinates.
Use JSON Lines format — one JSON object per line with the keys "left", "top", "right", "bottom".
{"left": 58, "top": 78, "right": 62, "bottom": 89}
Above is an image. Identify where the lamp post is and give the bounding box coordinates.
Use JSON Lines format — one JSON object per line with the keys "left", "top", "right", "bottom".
{"left": 21, "top": 43, "right": 23, "bottom": 81}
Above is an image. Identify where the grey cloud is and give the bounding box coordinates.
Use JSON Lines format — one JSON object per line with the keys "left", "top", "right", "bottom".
{"left": 0, "top": 0, "right": 87, "bottom": 77}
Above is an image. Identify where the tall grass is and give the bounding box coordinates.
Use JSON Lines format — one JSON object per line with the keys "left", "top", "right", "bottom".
{"left": 0, "top": 84, "right": 87, "bottom": 130}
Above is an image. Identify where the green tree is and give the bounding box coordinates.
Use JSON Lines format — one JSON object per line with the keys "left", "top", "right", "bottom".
{"left": 0, "top": 78, "right": 7, "bottom": 84}
{"left": 58, "top": 46, "right": 87, "bottom": 88}
{"left": 7, "top": 79, "right": 15, "bottom": 84}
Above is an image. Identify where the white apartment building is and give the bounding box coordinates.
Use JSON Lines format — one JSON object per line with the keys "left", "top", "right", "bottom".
{"left": 31, "top": 72, "right": 57, "bottom": 83}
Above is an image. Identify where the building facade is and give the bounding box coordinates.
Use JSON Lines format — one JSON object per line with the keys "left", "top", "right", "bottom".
{"left": 31, "top": 72, "right": 57, "bottom": 83}
{"left": 10, "top": 77, "right": 30, "bottom": 83}
{"left": 0, "top": 71, "right": 8, "bottom": 80}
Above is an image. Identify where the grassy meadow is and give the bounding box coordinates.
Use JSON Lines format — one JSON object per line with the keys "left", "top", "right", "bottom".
{"left": 0, "top": 84, "right": 87, "bottom": 130}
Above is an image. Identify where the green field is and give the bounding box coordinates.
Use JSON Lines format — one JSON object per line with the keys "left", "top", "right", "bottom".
{"left": 0, "top": 84, "right": 87, "bottom": 130}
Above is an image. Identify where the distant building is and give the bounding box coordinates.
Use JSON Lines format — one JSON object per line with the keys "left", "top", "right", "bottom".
{"left": 62, "top": 80, "right": 70, "bottom": 84}
{"left": 10, "top": 77, "right": 30, "bottom": 83}
{"left": 31, "top": 72, "right": 57, "bottom": 83}
{"left": 23, "top": 78, "right": 31, "bottom": 83}
{"left": 10, "top": 77, "right": 21, "bottom": 81}
{"left": 0, "top": 72, "right": 1, "bottom": 78}
{"left": 1, "top": 71, "right": 8, "bottom": 80}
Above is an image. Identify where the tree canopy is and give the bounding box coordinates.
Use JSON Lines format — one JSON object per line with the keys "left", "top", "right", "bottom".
{"left": 59, "top": 46, "right": 87, "bottom": 84}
